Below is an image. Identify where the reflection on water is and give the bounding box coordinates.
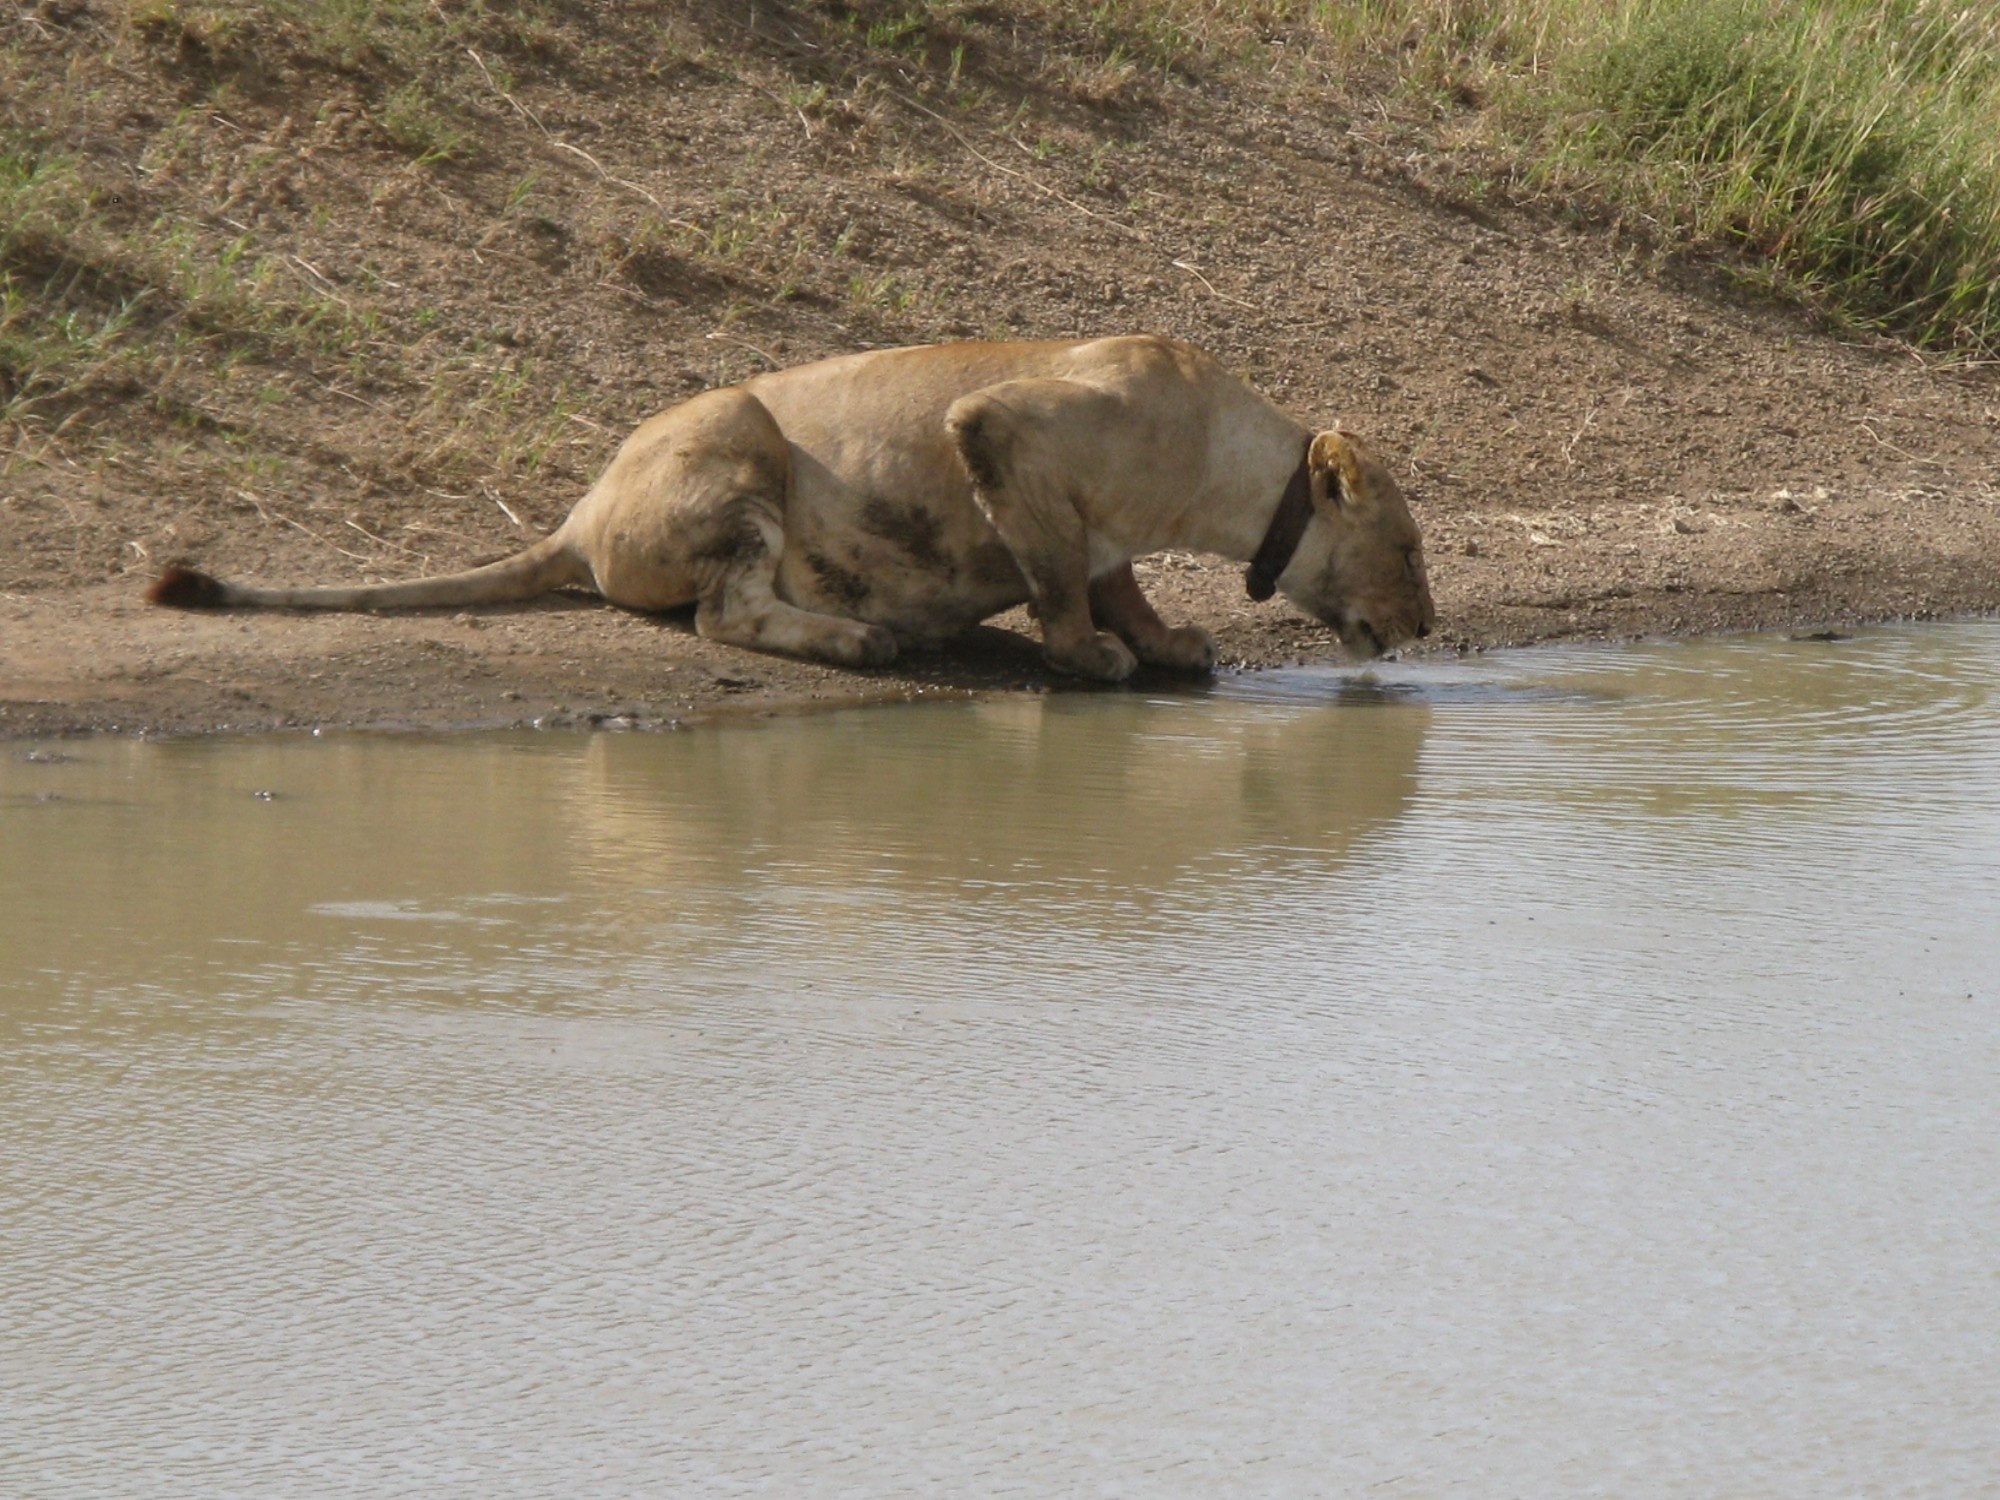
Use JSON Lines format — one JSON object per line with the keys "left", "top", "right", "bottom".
{"left": 3, "top": 622, "right": 1999, "bottom": 1497}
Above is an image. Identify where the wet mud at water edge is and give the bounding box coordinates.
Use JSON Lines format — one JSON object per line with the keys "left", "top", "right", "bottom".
{"left": 4, "top": 622, "right": 1999, "bottom": 1496}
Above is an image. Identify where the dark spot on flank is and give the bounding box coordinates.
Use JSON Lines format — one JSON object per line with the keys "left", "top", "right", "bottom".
{"left": 689, "top": 510, "right": 768, "bottom": 567}
{"left": 948, "top": 408, "right": 1008, "bottom": 491}
{"left": 805, "top": 550, "right": 871, "bottom": 611}
{"left": 734, "top": 446, "right": 789, "bottom": 499}
{"left": 860, "top": 496, "right": 952, "bottom": 573}
{"left": 967, "top": 541, "right": 1026, "bottom": 592}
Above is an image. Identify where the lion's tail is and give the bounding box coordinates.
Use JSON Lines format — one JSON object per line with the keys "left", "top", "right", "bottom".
{"left": 147, "top": 530, "right": 590, "bottom": 612}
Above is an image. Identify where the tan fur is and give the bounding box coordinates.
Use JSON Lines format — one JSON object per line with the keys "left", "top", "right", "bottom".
{"left": 148, "top": 335, "right": 1435, "bottom": 680}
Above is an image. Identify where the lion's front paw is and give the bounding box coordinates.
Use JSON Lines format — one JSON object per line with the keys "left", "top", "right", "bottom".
{"left": 1047, "top": 629, "right": 1137, "bottom": 683}
{"left": 818, "top": 621, "right": 897, "bottom": 668}
{"left": 1143, "top": 624, "right": 1217, "bottom": 673}
{"left": 850, "top": 622, "right": 898, "bottom": 667}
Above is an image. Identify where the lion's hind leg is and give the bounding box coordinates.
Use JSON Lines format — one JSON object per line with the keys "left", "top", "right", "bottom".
{"left": 587, "top": 386, "right": 895, "bottom": 670}
{"left": 695, "top": 510, "right": 897, "bottom": 669}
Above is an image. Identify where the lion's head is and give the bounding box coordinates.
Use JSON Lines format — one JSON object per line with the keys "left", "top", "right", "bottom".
{"left": 1276, "top": 430, "right": 1435, "bottom": 658}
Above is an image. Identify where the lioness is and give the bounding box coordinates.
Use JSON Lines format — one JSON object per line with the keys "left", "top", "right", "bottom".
{"left": 149, "top": 335, "right": 1434, "bottom": 680}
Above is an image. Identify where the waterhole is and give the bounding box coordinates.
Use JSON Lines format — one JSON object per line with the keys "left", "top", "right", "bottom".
{"left": 4, "top": 622, "right": 1998, "bottom": 1496}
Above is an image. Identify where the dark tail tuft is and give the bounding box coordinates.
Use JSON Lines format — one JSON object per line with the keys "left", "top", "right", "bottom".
{"left": 146, "top": 565, "right": 231, "bottom": 609}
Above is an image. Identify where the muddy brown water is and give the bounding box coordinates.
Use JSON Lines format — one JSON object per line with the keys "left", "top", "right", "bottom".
{"left": 4, "top": 623, "right": 1998, "bottom": 1497}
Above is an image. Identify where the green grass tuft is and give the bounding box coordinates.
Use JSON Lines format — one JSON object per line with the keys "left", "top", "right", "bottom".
{"left": 1329, "top": 0, "right": 2000, "bottom": 355}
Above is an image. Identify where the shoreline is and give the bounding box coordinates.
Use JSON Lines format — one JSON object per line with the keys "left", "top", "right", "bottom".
{"left": 7, "top": 481, "right": 1996, "bottom": 740}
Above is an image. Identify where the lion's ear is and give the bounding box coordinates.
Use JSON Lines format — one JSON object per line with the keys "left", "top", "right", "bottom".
{"left": 1308, "top": 430, "right": 1364, "bottom": 512}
